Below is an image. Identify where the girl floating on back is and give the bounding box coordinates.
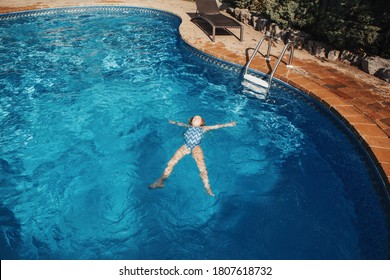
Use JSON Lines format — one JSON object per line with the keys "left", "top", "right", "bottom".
{"left": 149, "top": 115, "right": 236, "bottom": 196}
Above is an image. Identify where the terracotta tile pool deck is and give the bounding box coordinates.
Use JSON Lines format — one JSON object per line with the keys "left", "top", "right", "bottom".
{"left": 1, "top": 0, "right": 389, "bottom": 191}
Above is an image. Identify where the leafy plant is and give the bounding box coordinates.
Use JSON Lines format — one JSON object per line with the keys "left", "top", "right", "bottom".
{"left": 317, "top": 0, "right": 381, "bottom": 55}
{"left": 226, "top": 0, "right": 389, "bottom": 57}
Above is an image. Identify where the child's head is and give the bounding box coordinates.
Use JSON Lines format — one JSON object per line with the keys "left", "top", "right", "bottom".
{"left": 189, "top": 115, "right": 205, "bottom": 127}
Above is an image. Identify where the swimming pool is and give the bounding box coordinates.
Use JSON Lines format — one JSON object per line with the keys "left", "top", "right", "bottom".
{"left": 0, "top": 6, "right": 389, "bottom": 260}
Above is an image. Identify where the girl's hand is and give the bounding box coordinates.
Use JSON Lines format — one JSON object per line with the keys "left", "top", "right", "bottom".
{"left": 229, "top": 121, "right": 236, "bottom": 127}
{"left": 169, "top": 120, "right": 188, "bottom": 127}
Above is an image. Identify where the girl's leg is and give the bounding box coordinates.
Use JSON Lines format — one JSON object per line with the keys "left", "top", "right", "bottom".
{"left": 192, "top": 146, "right": 215, "bottom": 196}
{"left": 149, "top": 145, "right": 190, "bottom": 188}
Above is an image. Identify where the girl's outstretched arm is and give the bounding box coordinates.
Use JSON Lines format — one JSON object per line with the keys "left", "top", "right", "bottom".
{"left": 203, "top": 121, "right": 236, "bottom": 132}
{"left": 169, "top": 120, "right": 188, "bottom": 127}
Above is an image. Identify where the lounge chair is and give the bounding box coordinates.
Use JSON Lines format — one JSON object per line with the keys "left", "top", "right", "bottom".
{"left": 192, "top": 0, "right": 243, "bottom": 42}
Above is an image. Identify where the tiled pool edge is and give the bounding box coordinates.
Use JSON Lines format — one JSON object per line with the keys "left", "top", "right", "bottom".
{"left": 280, "top": 70, "right": 390, "bottom": 192}
{"left": 1, "top": 4, "right": 389, "bottom": 193}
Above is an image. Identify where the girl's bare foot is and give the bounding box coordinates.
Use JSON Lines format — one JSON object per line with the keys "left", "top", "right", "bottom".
{"left": 206, "top": 187, "right": 215, "bottom": 196}
{"left": 149, "top": 178, "right": 165, "bottom": 189}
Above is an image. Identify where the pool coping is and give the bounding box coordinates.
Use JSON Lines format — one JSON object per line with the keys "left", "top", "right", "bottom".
{"left": 1, "top": 2, "right": 389, "bottom": 194}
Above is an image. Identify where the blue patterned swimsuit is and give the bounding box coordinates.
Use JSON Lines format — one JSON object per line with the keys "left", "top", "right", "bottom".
{"left": 184, "top": 126, "right": 204, "bottom": 151}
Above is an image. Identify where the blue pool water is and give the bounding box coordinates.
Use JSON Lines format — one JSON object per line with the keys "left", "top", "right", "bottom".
{"left": 0, "top": 7, "right": 389, "bottom": 260}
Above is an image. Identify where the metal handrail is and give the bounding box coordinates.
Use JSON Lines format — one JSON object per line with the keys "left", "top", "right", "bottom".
{"left": 265, "top": 42, "right": 294, "bottom": 97}
{"left": 244, "top": 35, "right": 272, "bottom": 76}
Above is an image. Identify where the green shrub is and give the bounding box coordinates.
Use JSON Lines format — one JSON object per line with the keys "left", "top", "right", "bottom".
{"left": 262, "top": 0, "right": 317, "bottom": 29}
{"left": 318, "top": 0, "right": 381, "bottom": 56}
{"left": 225, "top": 0, "right": 389, "bottom": 58}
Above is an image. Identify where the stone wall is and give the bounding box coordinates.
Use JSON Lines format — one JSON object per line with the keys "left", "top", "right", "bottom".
{"left": 227, "top": 7, "right": 390, "bottom": 83}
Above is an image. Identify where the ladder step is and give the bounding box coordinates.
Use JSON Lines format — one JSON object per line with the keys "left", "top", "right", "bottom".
{"left": 243, "top": 74, "right": 269, "bottom": 88}
{"left": 241, "top": 80, "right": 267, "bottom": 95}
{"left": 242, "top": 89, "right": 267, "bottom": 100}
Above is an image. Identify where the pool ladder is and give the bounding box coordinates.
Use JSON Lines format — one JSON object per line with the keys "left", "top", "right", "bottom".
{"left": 243, "top": 35, "right": 294, "bottom": 98}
